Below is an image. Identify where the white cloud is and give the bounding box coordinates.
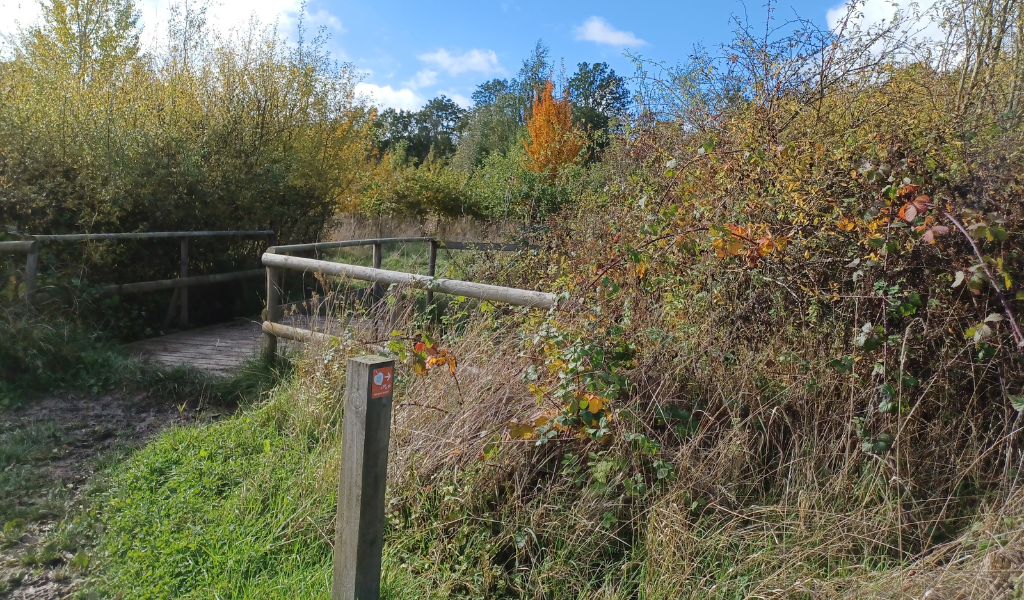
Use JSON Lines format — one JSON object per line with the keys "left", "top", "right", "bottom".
{"left": 439, "top": 91, "right": 473, "bottom": 108}
{"left": 826, "top": 0, "right": 942, "bottom": 43}
{"left": 418, "top": 48, "right": 504, "bottom": 76}
{"left": 574, "top": 16, "right": 646, "bottom": 47}
{"left": 0, "top": 0, "right": 42, "bottom": 38}
{"left": 405, "top": 69, "right": 438, "bottom": 90}
{"left": 2, "top": 0, "right": 344, "bottom": 50}
{"left": 355, "top": 82, "right": 424, "bottom": 111}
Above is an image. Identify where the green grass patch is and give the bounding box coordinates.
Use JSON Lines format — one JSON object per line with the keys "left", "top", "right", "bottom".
{"left": 78, "top": 402, "right": 441, "bottom": 599}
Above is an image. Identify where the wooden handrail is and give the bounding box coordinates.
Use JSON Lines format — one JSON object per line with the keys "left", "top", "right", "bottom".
{"left": 6, "top": 230, "right": 275, "bottom": 313}
{"left": 0, "top": 241, "right": 36, "bottom": 253}
{"left": 269, "top": 237, "right": 435, "bottom": 254}
{"left": 262, "top": 253, "right": 556, "bottom": 309}
{"left": 97, "top": 270, "right": 265, "bottom": 297}
{"left": 261, "top": 252, "right": 556, "bottom": 360}
{"left": 267, "top": 237, "right": 533, "bottom": 254}
{"left": 32, "top": 230, "right": 274, "bottom": 242}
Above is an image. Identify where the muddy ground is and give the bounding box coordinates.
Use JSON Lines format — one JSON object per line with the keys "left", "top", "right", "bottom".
{"left": 0, "top": 393, "right": 213, "bottom": 599}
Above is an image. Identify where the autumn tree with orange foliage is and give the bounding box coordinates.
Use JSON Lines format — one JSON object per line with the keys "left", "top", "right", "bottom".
{"left": 522, "top": 80, "right": 585, "bottom": 177}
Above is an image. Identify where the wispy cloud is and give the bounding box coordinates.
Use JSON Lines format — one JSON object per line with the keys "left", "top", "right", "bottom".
{"left": 0, "top": 0, "right": 346, "bottom": 51}
{"left": 573, "top": 16, "right": 646, "bottom": 47}
{"left": 418, "top": 48, "right": 504, "bottom": 76}
{"left": 405, "top": 69, "right": 438, "bottom": 90}
{"left": 826, "top": 0, "right": 942, "bottom": 43}
{"left": 439, "top": 91, "right": 473, "bottom": 108}
{"left": 355, "top": 82, "right": 424, "bottom": 111}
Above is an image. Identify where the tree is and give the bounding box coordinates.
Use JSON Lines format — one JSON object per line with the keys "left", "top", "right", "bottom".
{"left": 25, "top": 0, "right": 140, "bottom": 77}
{"left": 568, "top": 62, "right": 630, "bottom": 134}
{"left": 374, "top": 95, "right": 466, "bottom": 164}
{"left": 522, "top": 80, "right": 584, "bottom": 177}
{"left": 472, "top": 78, "right": 511, "bottom": 106}
{"left": 452, "top": 41, "right": 552, "bottom": 171}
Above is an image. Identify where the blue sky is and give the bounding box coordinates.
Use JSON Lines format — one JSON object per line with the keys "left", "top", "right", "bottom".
{"left": 334, "top": 0, "right": 845, "bottom": 109}
{"left": 0, "top": 0, "right": 918, "bottom": 110}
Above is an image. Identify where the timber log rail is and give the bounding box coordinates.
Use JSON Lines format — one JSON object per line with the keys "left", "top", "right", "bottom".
{"left": 261, "top": 237, "right": 555, "bottom": 360}
{"left": 0, "top": 230, "right": 275, "bottom": 326}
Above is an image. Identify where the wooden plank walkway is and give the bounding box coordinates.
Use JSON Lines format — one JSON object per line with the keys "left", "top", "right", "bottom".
{"left": 129, "top": 317, "right": 333, "bottom": 376}
{"left": 129, "top": 319, "right": 266, "bottom": 376}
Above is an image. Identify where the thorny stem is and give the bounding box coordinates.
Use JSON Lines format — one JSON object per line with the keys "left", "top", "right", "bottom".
{"left": 942, "top": 209, "right": 1024, "bottom": 355}
{"left": 576, "top": 227, "right": 709, "bottom": 298}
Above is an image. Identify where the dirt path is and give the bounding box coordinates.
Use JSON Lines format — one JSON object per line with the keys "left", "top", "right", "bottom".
{"left": 0, "top": 394, "right": 210, "bottom": 598}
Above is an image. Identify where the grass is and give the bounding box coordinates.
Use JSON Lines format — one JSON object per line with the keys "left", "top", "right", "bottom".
{"left": 7, "top": 250, "right": 1019, "bottom": 599}
{"left": 0, "top": 421, "right": 66, "bottom": 526}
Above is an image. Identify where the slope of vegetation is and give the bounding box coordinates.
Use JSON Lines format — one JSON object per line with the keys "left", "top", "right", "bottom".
{"left": 5, "top": 0, "right": 1024, "bottom": 598}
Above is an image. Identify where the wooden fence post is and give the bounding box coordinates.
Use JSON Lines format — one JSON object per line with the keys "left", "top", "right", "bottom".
{"left": 179, "top": 237, "right": 189, "bottom": 326}
{"left": 264, "top": 266, "right": 282, "bottom": 360}
{"left": 371, "top": 242, "right": 382, "bottom": 303}
{"left": 24, "top": 240, "right": 39, "bottom": 304}
{"left": 333, "top": 355, "right": 395, "bottom": 600}
{"left": 426, "top": 240, "right": 437, "bottom": 307}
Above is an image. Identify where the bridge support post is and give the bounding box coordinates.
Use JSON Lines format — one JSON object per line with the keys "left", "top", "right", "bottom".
{"left": 179, "top": 237, "right": 189, "bottom": 326}
{"left": 371, "top": 243, "right": 382, "bottom": 303}
{"left": 24, "top": 240, "right": 39, "bottom": 304}
{"left": 264, "top": 266, "right": 282, "bottom": 361}
{"left": 426, "top": 240, "right": 437, "bottom": 307}
{"left": 333, "top": 355, "right": 394, "bottom": 600}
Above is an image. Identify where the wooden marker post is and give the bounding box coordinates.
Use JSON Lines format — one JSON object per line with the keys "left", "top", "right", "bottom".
{"left": 333, "top": 355, "right": 395, "bottom": 600}
{"left": 263, "top": 266, "right": 282, "bottom": 360}
{"left": 24, "top": 240, "right": 39, "bottom": 304}
{"left": 179, "top": 237, "right": 189, "bottom": 326}
{"left": 426, "top": 240, "right": 437, "bottom": 307}
{"left": 371, "top": 242, "right": 383, "bottom": 303}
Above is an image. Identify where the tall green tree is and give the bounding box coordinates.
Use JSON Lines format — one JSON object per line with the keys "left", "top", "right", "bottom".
{"left": 24, "top": 0, "right": 140, "bottom": 76}
{"left": 568, "top": 62, "right": 630, "bottom": 133}
{"left": 374, "top": 95, "right": 466, "bottom": 164}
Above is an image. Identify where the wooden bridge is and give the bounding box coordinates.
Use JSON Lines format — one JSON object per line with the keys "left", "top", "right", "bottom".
{"left": 1, "top": 232, "right": 546, "bottom": 376}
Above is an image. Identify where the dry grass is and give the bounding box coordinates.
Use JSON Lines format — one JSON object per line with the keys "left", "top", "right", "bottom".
{"left": 253, "top": 250, "right": 1024, "bottom": 598}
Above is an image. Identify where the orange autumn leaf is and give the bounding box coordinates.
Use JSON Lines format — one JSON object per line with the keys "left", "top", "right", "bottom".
{"left": 921, "top": 224, "right": 949, "bottom": 244}
{"left": 898, "top": 195, "right": 931, "bottom": 222}
{"left": 837, "top": 216, "right": 857, "bottom": 231}
{"left": 426, "top": 348, "right": 457, "bottom": 374}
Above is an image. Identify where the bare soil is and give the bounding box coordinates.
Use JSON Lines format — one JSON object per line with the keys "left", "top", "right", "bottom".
{"left": 0, "top": 393, "right": 210, "bottom": 599}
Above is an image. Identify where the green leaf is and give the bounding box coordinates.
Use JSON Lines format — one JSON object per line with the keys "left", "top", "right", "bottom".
{"left": 829, "top": 356, "right": 854, "bottom": 373}
{"left": 1011, "top": 395, "right": 1024, "bottom": 412}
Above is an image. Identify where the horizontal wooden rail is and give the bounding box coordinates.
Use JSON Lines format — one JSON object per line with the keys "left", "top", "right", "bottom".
{"left": 438, "top": 241, "right": 532, "bottom": 252}
{"left": 33, "top": 230, "right": 274, "bottom": 242}
{"left": 262, "top": 253, "right": 556, "bottom": 309}
{"left": 98, "top": 269, "right": 265, "bottom": 297}
{"left": 268, "top": 237, "right": 533, "bottom": 255}
{"left": 0, "top": 241, "right": 36, "bottom": 253}
{"left": 261, "top": 321, "right": 336, "bottom": 345}
{"left": 269, "top": 237, "right": 435, "bottom": 254}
